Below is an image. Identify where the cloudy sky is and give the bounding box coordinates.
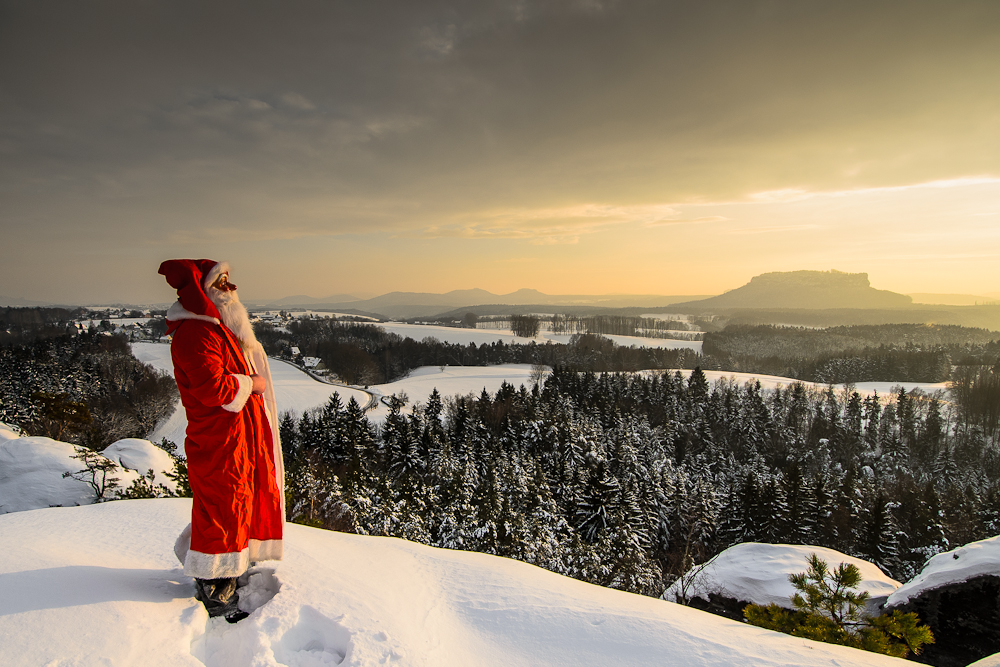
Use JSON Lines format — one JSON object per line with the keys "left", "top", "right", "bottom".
{"left": 3, "top": 0, "right": 1000, "bottom": 304}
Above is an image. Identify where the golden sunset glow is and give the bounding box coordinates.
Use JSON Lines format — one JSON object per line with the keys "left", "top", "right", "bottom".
{"left": 2, "top": 2, "right": 1000, "bottom": 303}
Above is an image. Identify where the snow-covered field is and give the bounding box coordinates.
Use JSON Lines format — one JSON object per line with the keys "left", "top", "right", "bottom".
{"left": 365, "top": 364, "right": 540, "bottom": 421}
{"left": 0, "top": 499, "right": 911, "bottom": 667}
{"left": 133, "top": 342, "right": 543, "bottom": 434}
{"left": 374, "top": 322, "right": 704, "bottom": 352}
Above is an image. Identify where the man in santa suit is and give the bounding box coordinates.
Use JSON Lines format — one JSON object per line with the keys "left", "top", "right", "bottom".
{"left": 158, "top": 259, "right": 284, "bottom": 622}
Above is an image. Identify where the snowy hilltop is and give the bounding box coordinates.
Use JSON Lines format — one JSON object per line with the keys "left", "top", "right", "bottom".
{"left": 0, "top": 499, "right": 912, "bottom": 667}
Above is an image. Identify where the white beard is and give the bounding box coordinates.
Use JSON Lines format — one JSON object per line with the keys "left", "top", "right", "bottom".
{"left": 208, "top": 287, "right": 261, "bottom": 354}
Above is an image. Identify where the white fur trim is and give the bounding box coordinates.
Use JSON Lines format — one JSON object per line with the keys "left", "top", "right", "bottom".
{"left": 250, "top": 348, "right": 286, "bottom": 521}
{"left": 184, "top": 546, "right": 250, "bottom": 579}
{"left": 202, "top": 261, "right": 231, "bottom": 292}
{"left": 165, "top": 301, "right": 219, "bottom": 324}
{"left": 222, "top": 374, "right": 253, "bottom": 412}
{"left": 174, "top": 523, "right": 192, "bottom": 565}
{"left": 249, "top": 539, "right": 283, "bottom": 562}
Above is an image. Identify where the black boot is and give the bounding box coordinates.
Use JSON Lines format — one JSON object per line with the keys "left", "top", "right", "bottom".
{"left": 194, "top": 577, "right": 249, "bottom": 623}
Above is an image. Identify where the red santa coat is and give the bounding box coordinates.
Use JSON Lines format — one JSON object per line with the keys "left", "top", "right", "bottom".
{"left": 159, "top": 259, "right": 284, "bottom": 579}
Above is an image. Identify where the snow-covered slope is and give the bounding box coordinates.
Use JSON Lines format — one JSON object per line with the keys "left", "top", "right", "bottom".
{"left": 0, "top": 432, "right": 101, "bottom": 512}
{"left": 887, "top": 534, "right": 1000, "bottom": 607}
{"left": 102, "top": 437, "right": 177, "bottom": 487}
{"left": 664, "top": 543, "right": 901, "bottom": 609}
{"left": 0, "top": 500, "right": 908, "bottom": 667}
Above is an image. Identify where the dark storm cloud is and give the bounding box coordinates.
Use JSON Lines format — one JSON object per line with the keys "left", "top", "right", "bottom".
{"left": 2, "top": 0, "right": 999, "bottom": 299}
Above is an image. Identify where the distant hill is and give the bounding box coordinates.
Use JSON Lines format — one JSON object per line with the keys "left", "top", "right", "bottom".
{"left": 256, "top": 289, "right": 710, "bottom": 319}
{"left": 247, "top": 293, "right": 361, "bottom": 307}
{"left": 0, "top": 296, "right": 55, "bottom": 307}
{"left": 679, "top": 271, "right": 912, "bottom": 310}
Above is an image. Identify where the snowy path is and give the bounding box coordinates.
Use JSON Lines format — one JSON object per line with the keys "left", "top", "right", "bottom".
{"left": 0, "top": 499, "right": 909, "bottom": 667}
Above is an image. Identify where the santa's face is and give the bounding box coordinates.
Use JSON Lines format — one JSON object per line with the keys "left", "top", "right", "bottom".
{"left": 212, "top": 273, "right": 237, "bottom": 292}
{"left": 207, "top": 272, "right": 258, "bottom": 348}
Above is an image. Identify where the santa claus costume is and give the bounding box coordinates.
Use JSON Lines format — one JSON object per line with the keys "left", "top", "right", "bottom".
{"left": 158, "top": 259, "right": 284, "bottom": 619}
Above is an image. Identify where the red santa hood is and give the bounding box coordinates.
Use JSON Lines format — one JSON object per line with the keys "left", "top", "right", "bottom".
{"left": 158, "top": 259, "right": 231, "bottom": 335}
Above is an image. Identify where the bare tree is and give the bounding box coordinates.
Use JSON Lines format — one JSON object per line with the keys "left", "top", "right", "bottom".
{"left": 62, "top": 447, "right": 121, "bottom": 501}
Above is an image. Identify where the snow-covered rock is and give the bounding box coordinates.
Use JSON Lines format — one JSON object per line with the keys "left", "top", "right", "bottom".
{"left": 0, "top": 431, "right": 145, "bottom": 513}
{"left": 101, "top": 438, "right": 177, "bottom": 489}
{"left": 664, "top": 543, "right": 901, "bottom": 614}
{"left": 0, "top": 434, "right": 98, "bottom": 512}
{"left": 886, "top": 535, "right": 1000, "bottom": 667}
{"left": 887, "top": 534, "right": 1000, "bottom": 606}
{"left": 0, "top": 499, "right": 910, "bottom": 667}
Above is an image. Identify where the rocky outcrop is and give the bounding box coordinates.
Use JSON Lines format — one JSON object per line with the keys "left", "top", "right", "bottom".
{"left": 679, "top": 270, "right": 913, "bottom": 310}
{"left": 890, "top": 575, "right": 1000, "bottom": 667}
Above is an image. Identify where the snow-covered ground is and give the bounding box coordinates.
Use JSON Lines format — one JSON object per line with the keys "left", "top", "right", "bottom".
{"left": 887, "top": 534, "right": 1000, "bottom": 607}
{"left": 134, "top": 342, "right": 543, "bottom": 434}
{"left": 374, "top": 322, "right": 704, "bottom": 352}
{"left": 664, "top": 543, "right": 900, "bottom": 611}
{"left": 0, "top": 499, "right": 909, "bottom": 667}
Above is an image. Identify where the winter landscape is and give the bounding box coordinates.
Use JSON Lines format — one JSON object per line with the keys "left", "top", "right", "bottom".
{"left": 4, "top": 307, "right": 1000, "bottom": 665}
{"left": 5, "top": 2, "right": 1000, "bottom": 666}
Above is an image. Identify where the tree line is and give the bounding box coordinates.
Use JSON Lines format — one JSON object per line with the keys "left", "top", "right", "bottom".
{"left": 703, "top": 323, "right": 1000, "bottom": 383}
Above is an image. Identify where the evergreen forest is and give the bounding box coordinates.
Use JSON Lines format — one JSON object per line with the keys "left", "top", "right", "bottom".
{"left": 281, "top": 365, "right": 1000, "bottom": 596}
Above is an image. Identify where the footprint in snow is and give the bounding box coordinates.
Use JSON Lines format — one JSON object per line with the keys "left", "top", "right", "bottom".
{"left": 272, "top": 605, "right": 352, "bottom": 666}
{"left": 237, "top": 567, "right": 282, "bottom": 615}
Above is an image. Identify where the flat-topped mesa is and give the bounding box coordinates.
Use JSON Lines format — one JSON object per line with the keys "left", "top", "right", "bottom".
{"left": 747, "top": 270, "right": 872, "bottom": 289}
{"left": 688, "top": 269, "right": 913, "bottom": 310}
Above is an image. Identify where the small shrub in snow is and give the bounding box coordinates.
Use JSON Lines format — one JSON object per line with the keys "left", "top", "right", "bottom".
{"left": 116, "top": 469, "right": 175, "bottom": 499}
{"left": 744, "top": 553, "right": 933, "bottom": 658}
{"left": 155, "top": 438, "right": 191, "bottom": 497}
